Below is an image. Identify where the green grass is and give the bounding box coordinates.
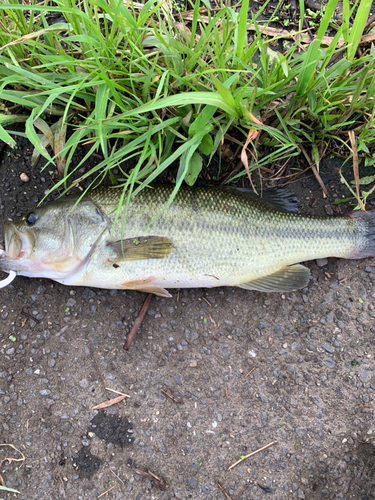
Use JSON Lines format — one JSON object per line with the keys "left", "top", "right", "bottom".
{"left": 0, "top": 0, "right": 374, "bottom": 207}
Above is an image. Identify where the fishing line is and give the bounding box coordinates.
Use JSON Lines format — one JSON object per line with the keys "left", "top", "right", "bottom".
{"left": 0, "top": 270, "right": 16, "bottom": 288}
{"left": 0, "top": 248, "right": 17, "bottom": 288}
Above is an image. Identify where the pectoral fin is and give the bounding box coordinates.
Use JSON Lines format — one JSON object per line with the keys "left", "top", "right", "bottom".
{"left": 238, "top": 264, "right": 310, "bottom": 293}
{"left": 108, "top": 236, "right": 173, "bottom": 261}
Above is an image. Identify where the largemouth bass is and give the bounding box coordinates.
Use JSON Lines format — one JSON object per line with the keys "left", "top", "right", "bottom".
{"left": 0, "top": 185, "right": 374, "bottom": 296}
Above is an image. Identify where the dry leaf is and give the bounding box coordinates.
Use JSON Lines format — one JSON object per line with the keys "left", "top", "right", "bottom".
{"left": 91, "top": 395, "right": 127, "bottom": 410}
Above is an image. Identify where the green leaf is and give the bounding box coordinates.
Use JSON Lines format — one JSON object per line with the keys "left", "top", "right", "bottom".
{"left": 211, "top": 77, "right": 238, "bottom": 114}
{"left": 184, "top": 151, "right": 203, "bottom": 186}
{"left": 350, "top": 175, "right": 375, "bottom": 185}
{"left": 0, "top": 124, "right": 16, "bottom": 147}
{"left": 347, "top": 0, "right": 372, "bottom": 61}
{"left": 316, "top": 0, "right": 340, "bottom": 40}
{"left": 199, "top": 134, "right": 214, "bottom": 155}
{"left": 25, "top": 111, "right": 53, "bottom": 163}
{"left": 296, "top": 39, "right": 321, "bottom": 97}
{"left": 120, "top": 91, "right": 239, "bottom": 118}
{"left": 235, "top": 0, "right": 250, "bottom": 61}
{"left": 189, "top": 105, "right": 216, "bottom": 136}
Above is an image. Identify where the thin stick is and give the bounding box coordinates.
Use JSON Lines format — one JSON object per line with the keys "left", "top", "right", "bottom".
{"left": 215, "top": 480, "right": 233, "bottom": 500}
{"left": 201, "top": 297, "right": 211, "bottom": 306}
{"left": 97, "top": 486, "right": 115, "bottom": 498}
{"left": 348, "top": 130, "right": 365, "bottom": 210}
{"left": 106, "top": 388, "right": 130, "bottom": 397}
{"left": 161, "top": 389, "right": 183, "bottom": 404}
{"left": 124, "top": 293, "right": 152, "bottom": 350}
{"left": 244, "top": 367, "right": 256, "bottom": 379}
{"left": 110, "top": 469, "right": 125, "bottom": 486}
{"left": 228, "top": 440, "right": 278, "bottom": 470}
{"left": 0, "top": 443, "right": 26, "bottom": 467}
{"left": 133, "top": 468, "right": 168, "bottom": 490}
{"left": 300, "top": 145, "right": 328, "bottom": 198}
{"left": 21, "top": 309, "right": 40, "bottom": 324}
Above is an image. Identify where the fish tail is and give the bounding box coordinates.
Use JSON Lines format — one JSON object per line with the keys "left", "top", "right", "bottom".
{"left": 348, "top": 210, "right": 375, "bottom": 259}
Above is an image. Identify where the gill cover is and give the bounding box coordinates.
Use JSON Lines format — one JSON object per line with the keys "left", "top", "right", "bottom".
{"left": 1, "top": 198, "right": 110, "bottom": 278}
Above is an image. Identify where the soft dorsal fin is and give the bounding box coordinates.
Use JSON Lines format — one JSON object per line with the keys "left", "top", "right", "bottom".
{"left": 108, "top": 236, "right": 173, "bottom": 261}
{"left": 237, "top": 264, "right": 310, "bottom": 293}
{"left": 227, "top": 187, "right": 300, "bottom": 213}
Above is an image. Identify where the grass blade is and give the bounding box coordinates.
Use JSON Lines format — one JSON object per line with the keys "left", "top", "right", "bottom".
{"left": 347, "top": 0, "right": 372, "bottom": 61}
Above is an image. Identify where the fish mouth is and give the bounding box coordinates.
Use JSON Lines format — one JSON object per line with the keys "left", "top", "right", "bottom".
{"left": 4, "top": 224, "right": 35, "bottom": 260}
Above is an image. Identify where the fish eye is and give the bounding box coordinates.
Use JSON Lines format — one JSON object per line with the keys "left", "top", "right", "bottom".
{"left": 26, "top": 212, "right": 39, "bottom": 226}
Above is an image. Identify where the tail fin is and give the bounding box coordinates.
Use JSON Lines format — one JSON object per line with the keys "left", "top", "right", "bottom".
{"left": 348, "top": 210, "right": 375, "bottom": 259}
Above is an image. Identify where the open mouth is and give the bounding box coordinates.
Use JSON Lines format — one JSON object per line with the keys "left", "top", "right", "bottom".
{"left": 4, "top": 224, "right": 33, "bottom": 260}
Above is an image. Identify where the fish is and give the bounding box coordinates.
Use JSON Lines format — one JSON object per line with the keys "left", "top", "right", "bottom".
{"left": 0, "top": 184, "right": 374, "bottom": 297}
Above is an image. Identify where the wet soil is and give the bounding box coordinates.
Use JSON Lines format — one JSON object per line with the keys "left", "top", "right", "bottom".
{"left": 1, "top": 127, "right": 375, "bottom": 500}
{"left": 1, "top": 0, "right": 375, "bottom": 497}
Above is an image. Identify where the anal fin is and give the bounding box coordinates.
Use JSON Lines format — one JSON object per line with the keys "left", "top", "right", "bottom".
{"left": 238, "top": 264, "right": 310, "bottom": 293}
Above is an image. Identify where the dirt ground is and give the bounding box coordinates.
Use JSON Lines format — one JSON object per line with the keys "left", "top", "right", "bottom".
{"left": 1, "top": 128, "right": 375, "bottom": 500}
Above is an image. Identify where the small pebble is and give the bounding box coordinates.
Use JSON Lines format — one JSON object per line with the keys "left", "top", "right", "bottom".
{"left": 358, "top": 366, "right": 372, "bottom": 383}
{"left": 321, "top": 344, "right": 334, "bottom": 354}
{"left": 20, "top": 173, "right": 29, "bottom": 182}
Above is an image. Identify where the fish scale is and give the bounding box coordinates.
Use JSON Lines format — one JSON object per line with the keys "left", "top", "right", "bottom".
{"left": 1, "top": 184, "right": 374, "bottom": 295}
{"left": 87, "top": 186, "right": 371, "bottom": 289}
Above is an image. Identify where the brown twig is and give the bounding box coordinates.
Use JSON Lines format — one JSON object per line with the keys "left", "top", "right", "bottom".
{"left": 235, "top": 482, "right": 250, "bottom": 498}
{"left": 21, "top": 309, "right": 40, "bottom": 324}
{"left": 201, "top": 297, "right": 211, "bottom": 306}
{"left": 228, "top": 440, "right": 278, "bottom": 470}
{"left": 215, "top": 480, "right": 234, "bottom": 500}
{"left": 303, "top": 16, "right": 315, "bottom": 43}
{"left": 348, "top": 130, "right": 365, "bottom": 210}
{"left": 208, "top": 314, "right": 216, "bottom": 326}
{"left": 106, "top": 387, "right": 130, "bottom": 397}
{"left": 123, "top": 293, "right": 153, "bottom": 350}
{"left": 299, "top": 145, "right": 328, "bottom": 198}
{"left": 279, "top": 166, "right": 311, "bottom": 187}
{"left": 133, "top": 468, "right": 168, "bottom": 490}
{"left": 244, "top": 367, "right": 256, "bottom": 379}
{"left": 0, "top": 443, "right": 25, "bottom": 491}
{"left": 97, "top": 486, "right": 115, "bottom": 498}
{"left": 0, "top": 443, "right": 26, "bottom": 467}
{"left": 161, "top": 389, "right": 183, "bottom": 404}
{"left": 110, "top": 469, "right": 125, "bottom": 485}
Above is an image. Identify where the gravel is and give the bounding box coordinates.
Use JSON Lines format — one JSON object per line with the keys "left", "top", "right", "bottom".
{"left": 1, "top": 263, "right": 375, "bottom": 499}
{"left": 1, "top": 140, "right": 375, "bottom": 499}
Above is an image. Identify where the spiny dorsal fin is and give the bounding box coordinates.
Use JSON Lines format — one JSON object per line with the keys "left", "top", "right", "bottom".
{"left": 237, "top": 264, "right": 310, "bottom": 293}
{"left": 108, "top": 236, "right": 173, "bottom": 261}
